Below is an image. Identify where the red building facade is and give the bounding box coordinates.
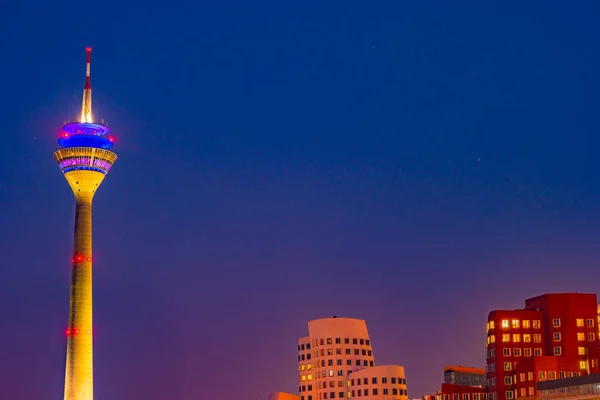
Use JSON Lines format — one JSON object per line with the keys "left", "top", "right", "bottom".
{"left": 485, "top": 293, "right": 600, "bottom": 400}
{"left": 423, "top": 383, "right": 487, "bottom": 400}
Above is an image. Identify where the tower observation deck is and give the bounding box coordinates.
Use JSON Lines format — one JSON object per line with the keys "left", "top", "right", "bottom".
{"left": 53, "top": 48, "right": 117, "bottom": 400}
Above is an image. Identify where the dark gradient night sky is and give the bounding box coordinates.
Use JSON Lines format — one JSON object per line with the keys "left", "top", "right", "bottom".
{"left": 2, "top": 1, "right": 600, "bottom": 399}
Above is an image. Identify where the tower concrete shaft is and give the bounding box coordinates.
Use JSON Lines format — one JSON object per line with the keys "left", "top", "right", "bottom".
{"left": 61, "top": 169, "right": 108, "bottom": 400}
{"left": 54, "top": 150, "right": 117, "bottom": 400}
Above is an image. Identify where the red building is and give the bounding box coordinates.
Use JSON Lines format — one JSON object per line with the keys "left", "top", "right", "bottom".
{"left": 422, "top": 383, "right": 487, "bottom": 400}
{"left": 485, "top": 293, "right": 600, "bottom": 400}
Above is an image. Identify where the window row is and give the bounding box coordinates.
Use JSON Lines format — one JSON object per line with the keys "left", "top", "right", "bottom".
{"left": 489, "top": 317, "right": 596, "bottom": 332}
{"left": 300, "top": 358, "right": 375, "bottom": 370}
{"left": 351, "top": 388, "right": 406, "bottom": 397}
{"left": 487, "top": 332, "right": 596, "bottom": 345}
{"left": 300, "top": 349, "right": 374, "bottom": 360}
{"left": 351, "top": 377, "right": 406, "bottom": 386}
{"left": 298, "top": 349, "right": 373, "bottom": 365}
{"left": 441, "top": 393, "right": 487, "bottom": 400}
{"left": 320, "top": 392, "right": 345, "bottom": 399}
{"left": 493, "top": 319, "right": 541, "bottom": 330}
{"left": 299, "top": 338, "right": 371, "bottom": 351}
{"left": 300, "top": 365, "right": 375, "bottom": 381}
{"left": 505, "top": 387, "right": 534, "bottom": 399}
{"left": 317, "top": 380, "right": 345, "bottom": 389}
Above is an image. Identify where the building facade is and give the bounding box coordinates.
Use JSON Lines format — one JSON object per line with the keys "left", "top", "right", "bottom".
{"left": 485, "top": 293, "right": 600, "bottom": 400}
{"left": 270, "top": 392, "right": 301, "bottom": 400}
{"left": 349, "top": 365, "right": 408, "bottom": 400}
{"left": 298, "top": 317, "right": 376, "bottom": 400}
{"left": 444, "top": 366, "right": 486, "bottom": 387}
{"left": 423, "top": 384, "right": 488, "bottom": 400}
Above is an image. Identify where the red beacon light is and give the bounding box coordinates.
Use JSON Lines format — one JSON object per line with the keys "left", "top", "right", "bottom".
{"left": 76, "top": 255, "right": 83, "bottom": 262}
{"left": 108, "top": 136, "right": 115, "bottom": 143}
{"left": 66, "top": 329, "right": 71, "bottom": 335}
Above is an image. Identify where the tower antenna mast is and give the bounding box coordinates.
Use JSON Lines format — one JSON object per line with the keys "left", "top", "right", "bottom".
{"left": 81, "top": 47, "right": 93, "bottom": 123}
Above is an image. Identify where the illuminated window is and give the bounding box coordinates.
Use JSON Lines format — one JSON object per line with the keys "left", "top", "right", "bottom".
{"left": 533, "top": 320, "right": 541, "bottom": 328}
{"left": 302, "top": 376, "right": 306, "bottom": 381}
{"left": 522, "top": 320, "right": 530, "bottom": 329}
{"left": 528, "top": 387, "right": 534, "bottom": 396}
{"left": 539, "top": 371, "right": 546, "bottom": 380}
{"left": 504, "top": 362, "right": 512, "bottom": 371}
{"left": 520, "top": 388, "right": 526, "bottom": 397}
{"left": 587, "top": 319, "right": 595, "bottom": 327}
{"left": 512, "top": 334, "right": 521, "bottom": 342}
{"left": 577, "top": 319, "right": 584, "bottom": 327}
{"left": 528, "top": 372, "right": 533, "bottom": 381}
{"left": 588, "top": 333, "right": 595, "bottom": 341}
{"left": 302, "top": 365, "right": 306, "bottom": 371}
{"left": 329, "top": 370, "right": 334, "bottom": 377}
{"left": 501, "top": 320, "right": 509, "bottom": 328}
{"left": 523, "top": 334, "right": 531, "bottom": 343}
{"left": 533, "top": 334, "right": 541, "bottom": 343}
{"left": 490, "top": 335, "right": 496, "bottom": 343}
{"left": 534, "top": 348, "right": 542, "bottom": 356}
{"left": 512, "top": 320, "right": 520, "bottom": 328}
{"left": 502, "top": 334, "right": 511, "bottom": 342}
{"left": 490, "top": 321, "right": 495, "bottom": 329}
{"left": 580, "top": 361, "right": 587, "bottom": 369}
{"left": 553, "top": 318, "right": 561, "bottom": 327}
{"left": 553, "top": 346, "right": 561, "bottom": 355}
{"left": 486, "top": 323, "right": 490, "bottom": 333}
{"left": 553, "top": 332, "right": 561, "bottom": 341}
{"left": 578, "top": 332, "right": 585, "bottom": 341}
{"left": 578, "top": 347, "right": 586, "bottom": 355}
{"left": 520, "top": 373, "right": 525, "bottom": 382}
{"left": 308, "top": 375, "right": 312, "bottom": 380}
{"left": 524, "top": 348, "right": 531, "bottom": 357}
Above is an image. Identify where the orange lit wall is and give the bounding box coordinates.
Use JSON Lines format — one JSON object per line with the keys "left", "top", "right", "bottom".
{"left": 270, "top": 392, "right": 301, "bottom": 400}
{"left": 349, "top": 365, "right": 408, "bottom": 400}
{"left": 297, "top": 317, "right": 375, "bottom": 400}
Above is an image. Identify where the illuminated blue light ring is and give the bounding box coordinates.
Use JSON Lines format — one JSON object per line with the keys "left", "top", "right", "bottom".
{"left": 61, "top": 122, "right": 111, "bottom": 137}
{"left": 62, "top": 166, "right": 108, "bottom": 175}
{"left": 58, "top": 135, "right": 114, "bottom": 149}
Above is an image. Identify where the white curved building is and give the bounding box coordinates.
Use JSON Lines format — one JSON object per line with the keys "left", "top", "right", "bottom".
{"left": 349, "top": 365, "right": 408, "bottom": 400}
{"left": 297, "top": 317, "right": 376, "bottom": 400}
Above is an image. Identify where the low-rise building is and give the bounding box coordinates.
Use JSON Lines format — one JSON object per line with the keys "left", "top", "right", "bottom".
{"left": 349, "top": 365, "right": 408, "bottom": 400}
{"left": 444, "top": 366, "right": 486, "bottom": 387}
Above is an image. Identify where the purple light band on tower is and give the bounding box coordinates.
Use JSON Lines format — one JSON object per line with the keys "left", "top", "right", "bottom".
{"left": 59, "top": 158, "right": 112, "bottom": 172}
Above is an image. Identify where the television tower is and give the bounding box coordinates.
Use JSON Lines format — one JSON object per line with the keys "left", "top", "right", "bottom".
{"left": 53, "top": 48, "right": 117, "bottom": 400}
